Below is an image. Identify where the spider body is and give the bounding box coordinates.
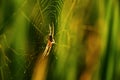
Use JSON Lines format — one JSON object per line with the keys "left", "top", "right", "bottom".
{"left": 42, "top": 23, "right": 55, "bottom": 57}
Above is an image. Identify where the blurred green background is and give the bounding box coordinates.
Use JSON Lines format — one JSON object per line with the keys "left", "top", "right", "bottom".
{"left": 0, "top": 0, "right": 120, "bottom": 80}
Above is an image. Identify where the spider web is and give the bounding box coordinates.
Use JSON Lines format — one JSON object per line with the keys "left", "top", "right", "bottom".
{"left": 1, "top": 0, "right": 85, "bottom": 80}
{"left": 0, "top": 0, "right": 63, "bottom": 80}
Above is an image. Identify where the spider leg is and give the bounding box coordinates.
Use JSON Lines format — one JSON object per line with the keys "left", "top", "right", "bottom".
{"left": 52, "top": 23, "right": 54, "bottom": 37}
{"left": 49, "top": 24, "right": 52, "bottom": 36}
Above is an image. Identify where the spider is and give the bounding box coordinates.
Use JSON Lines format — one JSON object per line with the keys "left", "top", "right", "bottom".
{"left": 42, "top": 23, "right": 55, "bottom": 57}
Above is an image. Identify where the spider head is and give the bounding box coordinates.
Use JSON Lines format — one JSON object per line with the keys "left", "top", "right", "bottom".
{"left": 48, "top": 23, "right": 55, "bottom": 43}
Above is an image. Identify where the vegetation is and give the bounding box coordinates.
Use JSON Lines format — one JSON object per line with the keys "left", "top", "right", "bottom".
{"left": 0, "top": 0, "right": 119, "bottom": 80}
